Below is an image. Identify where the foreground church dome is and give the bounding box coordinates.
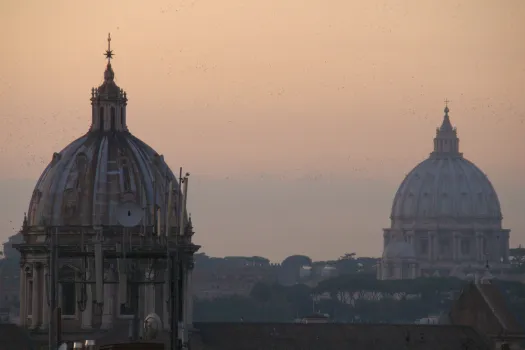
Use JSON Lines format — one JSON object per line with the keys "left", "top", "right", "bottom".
{"left": 27, "top": 42, "right": 179, "bottom": 229}
{"left": 16, "top": 35, "right": 197, "bottom": 338}
{"left": 378, "top": 104, "right": 510, "bottom": 281}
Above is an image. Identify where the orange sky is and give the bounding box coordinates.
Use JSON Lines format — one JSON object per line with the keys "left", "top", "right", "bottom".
{"left": 0, "top": 0, "right": 524, "bottom": 261}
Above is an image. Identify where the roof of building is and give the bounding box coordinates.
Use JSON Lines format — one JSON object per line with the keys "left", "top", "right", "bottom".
{"left": 476, "top": 281, "right": 524, "bottom": 334}
{"left": 191, "top": 323, "right": 493, "bottom": 350}
{"left": 0, "top": 324, "right": 36, "bottom": 350}
{"left": 87, "top": 322, "right": 493, "bottom": 350}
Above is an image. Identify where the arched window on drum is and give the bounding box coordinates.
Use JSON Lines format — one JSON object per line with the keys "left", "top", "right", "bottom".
{"left": 110, "top": 107, "right": 116, "bottom": 131}
{"left": 122, "top": 107, "right": 126, "bottom": 128}
{"left": 119, "top": 284, "right": 139, "bottom": 316}
{"left": 99, "top": 106, "right": 104, "bottom": 130}
{"left": 59, "top": 266, "right": 78, "bottom": 318}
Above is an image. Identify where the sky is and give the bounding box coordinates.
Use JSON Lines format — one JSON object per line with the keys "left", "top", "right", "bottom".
{"left": 0, "top": 0, "right": 524, "bottom": 262}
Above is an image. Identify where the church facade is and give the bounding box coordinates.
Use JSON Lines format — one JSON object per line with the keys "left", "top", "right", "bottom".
{"left": 14, "top": 34, "right": 198, "bottom": 345}
{"left": 378, "top": 105, "right": 511, "bottom": 280}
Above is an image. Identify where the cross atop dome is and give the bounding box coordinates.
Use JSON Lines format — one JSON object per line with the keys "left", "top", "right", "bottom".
{"left": 104, "top": 33, "right": 114, "bottom": 63}
{"left": 440, "top": 99, "right": 453, "bottom": 132}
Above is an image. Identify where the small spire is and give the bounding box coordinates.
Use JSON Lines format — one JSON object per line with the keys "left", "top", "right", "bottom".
{"left": 104, "top": 33, "right": 114, "bottom": 63}
{"left": 22, "top": 212, "right": 28, "bottom": 229}
{"left": 444, "top": 98, "right": 450, "bottom": 115}
{"left": 102, "top": 33, "right": 115, "bottom": 82}
{"left": 432, "top": 101, "right": 461, "bottom": 157}
{"left": 90, "top": 33, "right": 128, "bottom": 133}
{"left": 439, "top": 100, "right": 453, "bottom": 132}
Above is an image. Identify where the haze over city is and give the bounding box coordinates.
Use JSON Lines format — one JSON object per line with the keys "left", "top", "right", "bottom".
{"left": 1, "top": 0, "right": 524, "bottom": 262}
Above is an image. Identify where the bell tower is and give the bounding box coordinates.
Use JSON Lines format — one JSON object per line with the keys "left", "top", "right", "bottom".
{"left": 90, "top": 33, "right": 129, "bottom": 133}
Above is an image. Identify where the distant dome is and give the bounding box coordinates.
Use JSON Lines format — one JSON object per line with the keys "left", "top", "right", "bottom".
{"left": 391, "top": 157, "right": 501, "bottom": 220}
{"left": 390, "top": 106, "right": 501, "bottom": 222}
{"left": 282, "top": 255, "right": 312, "bottom": 268}
{"left": 382, "top": 240, "right": 416, "bottom": 260}
{"left": 379, "top": 105, "right": 510, "bottom": 282}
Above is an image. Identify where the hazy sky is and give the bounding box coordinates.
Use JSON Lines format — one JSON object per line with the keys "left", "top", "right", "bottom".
{"left": 0, "top": 0, "right": 524, "bottom": 262}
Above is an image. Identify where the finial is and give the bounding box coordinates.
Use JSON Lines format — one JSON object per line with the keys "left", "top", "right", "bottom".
{"left": 444, "top": 98, "right": 450, "bottom": 115}
{"left": 22, "top": 212, "right": 28, "bottom": 230}
{"left": 104, "top": 33, "right": 114, "bottom": 63}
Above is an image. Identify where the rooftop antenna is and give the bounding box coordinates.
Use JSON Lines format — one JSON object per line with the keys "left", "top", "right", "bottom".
{"left": 178, "top": 169, "right": 190, "bottom": 236}
{"left": 165, "top": 180, "right": 174, "bottom": 237}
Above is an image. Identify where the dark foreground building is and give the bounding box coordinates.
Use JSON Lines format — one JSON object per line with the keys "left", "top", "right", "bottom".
{"left": 64, "top": 323, "right": 495, "bottom": 350}
{"left": 448, "top": 278, "right": 525, "bottom": 349}
{"left": 0, "top": 322, "right": 492, "bottom": 350}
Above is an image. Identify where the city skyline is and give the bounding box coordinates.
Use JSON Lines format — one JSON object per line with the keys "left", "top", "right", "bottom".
{"left": 1, "top": 0, "right": 524, "bottom": 261}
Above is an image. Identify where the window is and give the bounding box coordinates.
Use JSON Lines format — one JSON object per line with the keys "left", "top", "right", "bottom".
{"left": 439, "top": 239, "right": 450, "bottom": 255}
{"left": 27, "top": 281, "right": 33, "bottom": 316}
{"left": 61, "top": 282, "right": 76, "bottom": 316}
{"left": 402, "top": 263, "right": 410, "bottom": 279}
{"left": 120, "top": 284, "right": 138, "bottom": 316}
{"left": 122, "top": 108, "right": 126, "bottom": 128}
{"left": 111, "top": 107, "right": 116, "bottom": 131}
{"left": 388, "top": 265, "right": 394, "bottom": 278}
{"left": 420, "top": 239, "right": 428, "bottom": 255}
{"left": 99, "top": 106, "right": 104, "bottom": 130}
{"left": 461, "top": 239, "right": 471, "bottom": 256}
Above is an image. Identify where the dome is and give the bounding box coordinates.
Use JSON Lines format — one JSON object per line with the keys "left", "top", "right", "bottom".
{"left": 390, "top": 106, "right": 502, "bottom": 221}
{"left": 391, "top": 157, "right": 501, "bottom": 220}
{"left": 382, "top": 240, "right": 416, "bottom": 260}
{"left": 26, "top": 39, "right": 183, "bottom": 230}
{"left": 27, "top": 133, "right": 179, "bottom": 228}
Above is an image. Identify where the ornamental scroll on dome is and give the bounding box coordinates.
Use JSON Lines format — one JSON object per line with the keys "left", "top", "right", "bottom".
{"left": 62, "top": 153, "right": 90, "bottom": 224}
{"left": 62, "top": 189, "right": 78, "bottom": 221}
